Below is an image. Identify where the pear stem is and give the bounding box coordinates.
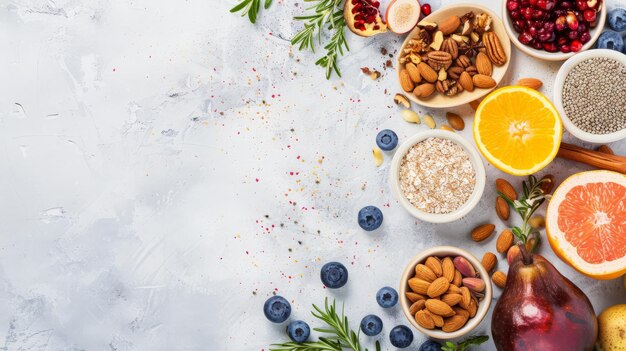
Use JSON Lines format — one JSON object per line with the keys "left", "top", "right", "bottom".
{"left": 518, "top": 242, "right": 533, "bottom": 265}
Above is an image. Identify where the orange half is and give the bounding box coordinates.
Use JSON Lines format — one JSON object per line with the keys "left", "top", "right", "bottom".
{"left": 546, "top": 170, "right": 626, "bottom": 280}
{"left": 473, "top": 86, "right": 562, "bottom": 176}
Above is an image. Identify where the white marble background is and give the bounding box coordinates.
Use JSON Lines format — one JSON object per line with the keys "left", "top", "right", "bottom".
{"left": 0, "top": 0, "right": 624, "bottom": 350}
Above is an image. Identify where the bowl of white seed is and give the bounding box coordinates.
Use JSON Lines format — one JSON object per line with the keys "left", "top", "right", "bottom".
{"left": 389, "top": 130, "right": 486, "bottom": 224}
{"left": 554, "top": 49, "right": 626, "bottom": 143}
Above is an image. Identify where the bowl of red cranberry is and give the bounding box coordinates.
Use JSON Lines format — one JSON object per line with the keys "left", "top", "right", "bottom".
{"left": 503, "top": 0, "right": 607, "bottom": 61}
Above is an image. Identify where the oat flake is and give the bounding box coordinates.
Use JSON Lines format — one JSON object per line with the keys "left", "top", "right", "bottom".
{"left": 399, "top": 137, "right": 476, "bottom": 214}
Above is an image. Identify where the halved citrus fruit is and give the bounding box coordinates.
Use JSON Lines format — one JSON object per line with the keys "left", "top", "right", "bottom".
{"left": 546, "top": 170, "right": 626, "bottom": 280}
{"left": 473, "top": 86, "right": 562, "bottom": 176}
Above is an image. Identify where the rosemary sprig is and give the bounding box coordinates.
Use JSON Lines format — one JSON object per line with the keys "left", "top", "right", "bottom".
{"left": 270, "top": 298, "right": 379, "bottom": 351}
{"left": 442, "top": 335, "right": 489, "bottom": 351}
{"left": 292, "top": 0, "right": 349, "bottom": 79}
{"left": 499, "top": 175, "right": 551, "bottom": 252}
{"left": 230, "top": 0, "right": 273, "bottom": 24}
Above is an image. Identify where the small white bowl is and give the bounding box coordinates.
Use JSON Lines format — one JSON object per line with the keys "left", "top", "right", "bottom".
{"left": 553, "top": 49, "right": 626, "bottom": 143}
{"left": 399, "top": 246, "right": 493, "bottom": 340}
{"left": 502, "top": 1, "right": 606, "bottom": 61}
{"left": 389, "top": 130, "right": 486, "bottom": 223}
{"left": 396, "top": 3, "right": 512, "bottom": 108}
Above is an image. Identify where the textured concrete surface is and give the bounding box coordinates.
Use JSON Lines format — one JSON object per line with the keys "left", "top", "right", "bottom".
{"left": 1, "top": 0, "right": 624, "bottom": 350}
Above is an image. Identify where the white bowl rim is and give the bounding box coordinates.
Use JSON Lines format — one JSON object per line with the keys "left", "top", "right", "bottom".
{"left": 389, "top": 130, "right": 486, "bottom": 223}
{"left": 501, "top": 0, "right": 607, "bottom": 61}
{"left": 399, "top": 246, "right": 493, "bottom": 340}
{"left": 395, "top": 3, "right": 512, "bottom": 108}
{"left": 553, "top": 49, "right": 626, "bottom": 143}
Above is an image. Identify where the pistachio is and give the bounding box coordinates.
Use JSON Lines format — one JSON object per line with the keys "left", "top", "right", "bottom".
{"left": 453, "top": 256, "right": 476, "bottom": 277}
{"left": 462, "top": 277, "right": 485, "bottom": 293}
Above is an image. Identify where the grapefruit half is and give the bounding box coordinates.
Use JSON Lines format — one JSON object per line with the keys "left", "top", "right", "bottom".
{"left": 546, "top": 170, "right": 626, "bottom": 280}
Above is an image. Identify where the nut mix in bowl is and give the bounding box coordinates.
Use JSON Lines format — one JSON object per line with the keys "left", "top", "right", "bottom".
{"left": 396, "top": 4, "right": 511, "bottom": 108}
{"left": 400, "top": 246, "right": 492, "bottom": 340}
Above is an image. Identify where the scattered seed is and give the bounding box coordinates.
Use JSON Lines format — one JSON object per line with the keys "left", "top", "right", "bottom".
{"left": 373, "top": 148, "right": 384, "bottom": 167}
{"left": 423, "top": 115, "right": 436, "bottom": 129}
{"left": 402, "top": 109, "right": 421, "bottom": 124}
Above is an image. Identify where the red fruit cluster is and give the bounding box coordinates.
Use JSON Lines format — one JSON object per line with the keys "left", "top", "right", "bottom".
{"left": 506, "top": 0, "right": 602, "bottom": 53}
{"left": 350, "top": 0, "right": 382, "bottom": 31}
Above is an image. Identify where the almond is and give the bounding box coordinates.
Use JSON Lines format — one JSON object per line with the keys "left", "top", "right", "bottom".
{"left": 427, "top": 277, "right": 450, "bottom": 298}
{"left": 516, "top": 77, "right": 543, "bottom": 90}
{"left": 406, "top": 63, "right": 422, "bottom": 83}
{"left": 458, "top": 71, "right": 474, "bottom": 92}
{"left": 468, "top": 297, "right": 478, "bottom": 317}
{"left": 459, "top": 286, "right": 471, "bottom": 308}
{"left": 496, "top": 178, "right": 517, "bottom": 200}
{"left": 415, "top": 264, "right": 437, "bottom": 282}
{"left": 453, "top": 306, "right": 470, "bottom": 318}
{"left": 442, "top": 257, "right": 455, "bottom": 282}
{"left": 540, "top": 174, "right": 555, "bottom": 194}
{"left": 469, "top": 99, "right": 480, "bottom": 110}
{"left": 400, "top": 69, "right": 415, "bottom": 92}
{"left": 471, "top": 223, "right": 495, "bottom": 242}
{"left": 413, "top": 83, "right": 436, "bottom": 98}
{"left": 481, "top": 252, "right": 497, "bottom": 273}
{"left": 406, "top": 292, "right": 427, "bottom": 303}
{"left": 476, "top": 52, "right": 493, "bottom": 76}
{"left": 408, "top": 278, "right": 431, "bottom": 295}
{"left": 426, "top": 310, "right": 444, "bottom": 327}
{"left": 415, "top": 310, "right": 435, "bottom": 329}
{"left": 492, "top": 271, "right": 507, "bottom": 289}
{"left": 441, "top": 293, "right": 462, "bottom": 306}
{"left": 597, "top": 144, "right": 614, "bottom": 155}
{"left": 409, "top": 299, "right": 426, "bottom": 315}
{"left": 425, "top": 256, "right": 443, "bottom": 277}
{"left": 425, "top": 299, "right": 456, "bottom": 317}
{"left": 446, "top": 112, "right": 464, "bottom": 131}
{"left": 439, "top": 15, "right": 461, "bottom": 35}
{"left": 417, "top": 62, "right": 438, "bottom": 83}
{"left": 496, "top": 197, "right": 510, "bottom": 220}
{"left": 442, "top": 314, "right": 468, "bottom": 332}
{"left": 496, "top": 229, "right": 514, "bottom": 254}
{"left": 472, "top": 74, "right": 496, "bottom": 88}
{"left": 453, "top": 270, "right": 463, "bottom": 287}
{"left": 447, "top": 284, "right": 461, "bottom": 295}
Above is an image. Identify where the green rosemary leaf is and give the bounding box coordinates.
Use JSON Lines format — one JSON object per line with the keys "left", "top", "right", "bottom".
{"left": 264, "top": 0, "right": 273, "bottom": 9}
{"left": 230, "top": 0, "right": 251, "bottom": 13}
{"left": 457, "top": 335, "right": 489, "bottom": 350}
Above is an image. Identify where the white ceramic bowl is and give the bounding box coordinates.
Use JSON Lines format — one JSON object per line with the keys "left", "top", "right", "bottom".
{"left": 553, "top": 49, "right": 626, "bottom": 143}
{"left": 396, "top": 3, "right": 511, "bottom": 108}
{"left": 389, "top": 130, "right": 486, "bottom": 223}
{"left": 399, "top": 246, "right": 493, "bottom": 340}
{"left": 502, "top": 1, "right": 606, "bottom": 61}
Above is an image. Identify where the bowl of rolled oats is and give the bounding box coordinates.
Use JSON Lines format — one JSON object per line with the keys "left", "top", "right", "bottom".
{"left": 389, "top": 130, "right": 486, "bottom": 223}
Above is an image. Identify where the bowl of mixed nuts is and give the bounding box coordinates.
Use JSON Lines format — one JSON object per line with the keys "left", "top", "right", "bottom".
{"left": 389, "top": 130, "right": 486, "bottom": 223}
{"left": 396, "top": 4, "right": 511, "bottom": 108}
{"left": 399, "top": 246, "right": 493, "bottom": 340}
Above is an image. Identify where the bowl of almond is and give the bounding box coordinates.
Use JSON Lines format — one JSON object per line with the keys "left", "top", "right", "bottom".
{"left": 399, "top": 246, "right": 492, "bottom": 340}
{"left": 396, "top": 4, "right": 511, "bottom": 108}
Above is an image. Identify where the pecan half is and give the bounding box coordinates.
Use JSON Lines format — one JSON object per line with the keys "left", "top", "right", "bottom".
{"left": 441, "top": 38, "right": 459, "bottom": 60}
{"left": 427, "top": 51, "right": 453, "bottom": 71}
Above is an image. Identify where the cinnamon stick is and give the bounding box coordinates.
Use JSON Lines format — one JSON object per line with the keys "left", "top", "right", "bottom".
{"left": 557, "top": 143, "right": 626, "bottom": 174}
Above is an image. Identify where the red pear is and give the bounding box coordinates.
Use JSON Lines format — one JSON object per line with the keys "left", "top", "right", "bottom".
{"left": 492, "top": 244, "right": 597, "bottom": 351}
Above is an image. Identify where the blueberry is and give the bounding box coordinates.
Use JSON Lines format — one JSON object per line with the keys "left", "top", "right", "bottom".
{"left": 376, "top": 286, "right": 398, "bottom": 308}
{"left": 419, "top": 340, "right": 444, "bottom": 351}
{"left": 376, "top": 129, "right": 399, "bottom": 151}
{"left": 286, "top": 320, "right": 310, "bottom": 343}
{"left": 263, "top": 296, "right": 291, "bottom": 323}
{"left": 357, "top": 206, "right": 383, "bottom": 231}
{"left": 597, "top": 30, "right": 624, "bottom": 52}
{"left": 360, "top": 314, "right": 383, "bottom": 336}
{"left": 389, "top": 325, "right": 414, "bottom": 348}
{"left": 608, "top": 8, "right": 626, "bottom": 32}
{"left": 320, "top": 262, "right": 348, "bottom": 289}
